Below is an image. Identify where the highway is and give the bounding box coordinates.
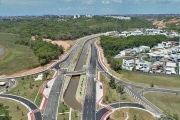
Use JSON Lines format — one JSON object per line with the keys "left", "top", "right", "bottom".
{"left": 0, "top": 94, "right": 42, "bottom": 120}
{"left": 82, "top": 40, "right": 97, "bottom": 120}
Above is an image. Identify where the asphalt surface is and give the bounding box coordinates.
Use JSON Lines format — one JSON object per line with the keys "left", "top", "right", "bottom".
{"left": 0, "top": 46, "right": 5, "bottom": 58}
{"left": 82, "top": 39, "right": 97, "bottom": 120}
{"left": 96, "top": 102, "right": 145, "bottom": 120}
{"left": 43, "top": 70, "right": 64, "bottom": 120}
{"left": 0, "top": 94, "right": 42, "bottom": 120}
{"left": 0, "top": 79, "right": 16, "bottom": 93}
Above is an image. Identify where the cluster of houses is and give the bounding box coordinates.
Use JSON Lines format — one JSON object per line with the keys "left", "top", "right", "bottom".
{"left": 105, "top": 29, "right": 180, "bottom": 38}
{"left": 116, "top": 40, "right": 180, "bottom": 75}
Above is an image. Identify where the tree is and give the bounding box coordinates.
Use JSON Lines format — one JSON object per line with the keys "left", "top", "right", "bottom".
{"left": 116, "top": 83, "right": 124, "bottom": 94}
{"left": 150, "top": 81, "right": 154, "bottom": 87}
{"left": 133, "top": 115, "right": 137, "bottom": 120}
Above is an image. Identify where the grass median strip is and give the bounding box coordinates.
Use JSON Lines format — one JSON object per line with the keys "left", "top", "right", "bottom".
{"left": 58, "top": 113, "right": 69, "bottom": 120}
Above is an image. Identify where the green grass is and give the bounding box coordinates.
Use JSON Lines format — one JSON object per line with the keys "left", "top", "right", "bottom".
{"left": 58, "top": 114, "right": 69, "bottom": 120}
{"left": 111, "top": 108, "right": 155, "bottom": 120}
{"left": 58, "top": 102, "right": 70, "bottom": 113}
{"left": 35, "top": 92, "right": 43, "bottom": 107}
{"left": 0, "top": 98, "right": 29, "bottom": 120}
{"left": 8, "top": 75, "right": 45, "bottom": 102}
{"left": 0, "top": 33, "right": 39, "bottom": 75}
{"left": 100, "top": 73, "right": 134, "bottom": 104}
{"left": 144, "top": 92, "right": 180, "bottom": 117}
{"left": 71, "top": 110, "right": 81, "bottom": 120}
{"left": 119, "top": 70, "right": 180, "bottom": 90}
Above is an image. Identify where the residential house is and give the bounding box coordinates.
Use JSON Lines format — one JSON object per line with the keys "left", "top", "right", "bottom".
{"left": 122, "top": 58, "right": 136, "bottom": 71}
{"left": 165, "top": 62, "right": 177, "bottom": 74}
{"left": 139, "top": 46, "right": 150, "bottom": 52}
{"left": 136, "top": 62, "right": 151, "bottom": 72}
{"left": 147, "top": 53, "right": 164, "bottom": 61}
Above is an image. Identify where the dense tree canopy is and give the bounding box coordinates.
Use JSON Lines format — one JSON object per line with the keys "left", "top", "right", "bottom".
{"left": 16, "top": 39, "right": 63, "bottom": 65}
{"left": 0, "top": 16, "right": 154, "bottom": 40}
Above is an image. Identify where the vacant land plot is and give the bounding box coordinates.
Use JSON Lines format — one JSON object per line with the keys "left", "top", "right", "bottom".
{"left": 8, "top": 75, "right": 45, "bottom": 102}
{"left": 0, "top": 98, "right": 29, "bottom": 120}
{"left": 144, "top": 92, "right": 180, "bottom": 117}
{"left": 110, "top": 108, "right": 155, "bottom": 120}
{"left": 100, "top": 73, "right": 135, "bottom": 104}
{"left": 0, "top": 33, "right": 39, "bottom": 75}
{"left": 119, "top": 70, "right": 180, "bottom": 90}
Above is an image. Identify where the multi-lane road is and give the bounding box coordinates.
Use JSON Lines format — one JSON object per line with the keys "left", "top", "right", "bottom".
{"left": 82, "top": 40, "right": 97, "bottom": 120}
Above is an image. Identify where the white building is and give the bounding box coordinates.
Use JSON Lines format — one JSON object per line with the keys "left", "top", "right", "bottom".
{"left": 166, "top": 62, "right": 177, "bottom": 74}
{"left": 139, "top": 46, "right": 150, "bottom": 52}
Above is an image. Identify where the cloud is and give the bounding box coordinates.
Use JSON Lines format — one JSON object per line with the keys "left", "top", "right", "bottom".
{"left": 112, "top": 0, "right": 123, "bottom": 3}
{"left": 102, "top": 0, "right": 110, "bottom": 4}
{"left": 59, "top": 7, "right": 71, "bottom": 10}
{"left": 82, "top": 0, "right": 94, "bottom": 4}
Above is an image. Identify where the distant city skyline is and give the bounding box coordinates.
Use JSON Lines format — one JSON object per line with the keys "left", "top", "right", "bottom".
{"left": 0, "top": 0, "right": 180, "bottom": 16}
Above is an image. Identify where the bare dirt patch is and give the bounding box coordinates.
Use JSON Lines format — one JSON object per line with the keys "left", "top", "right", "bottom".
{"left": 42, "top": 39, "right": 77, "bottom": 52}
{"left": 166, "top": 18, "right": 180, "bottom": 24}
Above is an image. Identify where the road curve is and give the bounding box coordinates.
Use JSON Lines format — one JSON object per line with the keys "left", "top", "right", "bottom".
{"left": 96, "top": 102, "right": 146, "bottom": 120}
{"left": 0, "top": 94, "right": 42, "bottom": 120}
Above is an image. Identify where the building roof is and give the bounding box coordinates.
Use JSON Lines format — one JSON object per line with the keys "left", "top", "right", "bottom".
{"left": 166, "top": 62, "right": 176, "bottom": 67}
{"left": 0, "top": 82, "right": 6, "bottom": 86}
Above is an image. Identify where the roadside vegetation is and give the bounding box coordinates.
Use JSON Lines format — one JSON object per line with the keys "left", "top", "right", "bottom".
{"left": 144, "top": 92, "right": 180, "bottom": 119}
{"left": 71, "top": 110, "right": 81, "bottom": 120}
{"left": 58, "top": 102, "right": 70, "bottom": 113}
{"left": 7, "top": 71, "right": 52, "bottom": 102}
{"left": 110, "top": 108, "right": 155, "bottom": 120}
{"left": 0, "top": 98, "right": 29, "bottom": 120}
{"left": 16, "top": 39, "right": 64, "bottom": 65}
{"left": 0, "top": 33, "right": 39, "bottom": 75}
{"left": 100, "top": 73, "right": 134, "bottom": 104}
{"left": 58, "top": 114, "right": 69, "bottom": 120}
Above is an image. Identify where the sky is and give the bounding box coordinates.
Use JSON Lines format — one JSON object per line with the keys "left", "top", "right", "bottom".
{"left": 0, "top": 0, "right": 180, "bottom": 16}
